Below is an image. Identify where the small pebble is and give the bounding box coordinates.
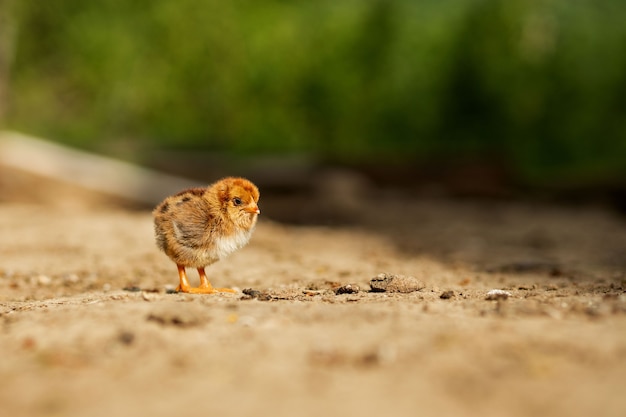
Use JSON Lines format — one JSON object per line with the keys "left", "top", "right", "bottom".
{"left": 440, "top": 290, "right": 455, "bottom": 299}
{"left": 335, "top": 284, "right": 360, "bottom": 295}
{"left": 118, "top": 331, "right": 135, "bottom": 345}
{"left": 141, "top": 292, "right": 159, "bottom": 302}
{"left": 242, "top": 288, "right": 272, "bottom": 301}
{"left": 518, "top": 284, "right": 537, "bottom": 290}
{"left": 370, "top": 273, "right": 425, "bottom": 293}
{"left": 485, "top": 289, "right": 511, "bottom": 301}
{"left": 37, "top": 275, "right": 52, "bottom": 286}
{"left": 243, "top": 288, "right": 261, "bottom": 298}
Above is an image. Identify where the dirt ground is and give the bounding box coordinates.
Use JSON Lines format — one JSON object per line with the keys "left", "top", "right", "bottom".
{"left": 1, "top": 174, "right": 626, "bottom": 417}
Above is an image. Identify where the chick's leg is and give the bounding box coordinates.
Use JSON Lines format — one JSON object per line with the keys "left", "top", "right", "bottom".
{"left": 197, "top": 267, "right": 236, "bottom": 293}
{"left": 176, "top": 264, "right": 194, "bottom": 292}
{"left": 175, "top": 264, "right": 216, "bottom": 294}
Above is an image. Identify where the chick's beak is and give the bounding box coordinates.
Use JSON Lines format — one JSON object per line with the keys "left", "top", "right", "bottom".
{"left": 245, "top": 205, "right": 260, "bottom": 215}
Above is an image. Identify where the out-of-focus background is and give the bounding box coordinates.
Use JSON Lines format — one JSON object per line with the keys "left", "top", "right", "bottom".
{"left": 1, "top": 0, "right": 625, "bottom": 216}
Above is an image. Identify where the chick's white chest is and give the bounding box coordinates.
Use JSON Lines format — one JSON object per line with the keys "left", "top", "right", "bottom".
{"left": 211, "top": 228, "right": 254, "bottom": 261}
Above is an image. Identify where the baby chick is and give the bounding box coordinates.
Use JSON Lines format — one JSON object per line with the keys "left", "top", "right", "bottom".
{"left": 153, "top": 177, "right": 260, "bottom": 294}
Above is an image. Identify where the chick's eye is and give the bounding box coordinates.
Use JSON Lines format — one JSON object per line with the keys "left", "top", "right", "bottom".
{"left": 233, "top": 197, "right": 242, "bottom": 206}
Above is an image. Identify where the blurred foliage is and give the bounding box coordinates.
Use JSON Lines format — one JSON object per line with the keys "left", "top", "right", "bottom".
{"left": 5, "top": 0, "right": 626, "bottom": 186}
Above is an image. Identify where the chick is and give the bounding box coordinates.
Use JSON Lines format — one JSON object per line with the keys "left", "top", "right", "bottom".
{"left": 153, "top": 177, "right": 260, "bottom": 294}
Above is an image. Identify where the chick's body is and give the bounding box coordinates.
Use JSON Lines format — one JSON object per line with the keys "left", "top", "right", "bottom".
{"left": 153, "top": 177, "right": 260, "bottom": 294}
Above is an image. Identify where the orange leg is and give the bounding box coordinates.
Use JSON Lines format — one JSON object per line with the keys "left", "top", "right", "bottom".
{"left": 175, "top": 265, "right": 235, "bottom": 294}
{"left": 197, "top": 267, "right": 235, "bottom": 293}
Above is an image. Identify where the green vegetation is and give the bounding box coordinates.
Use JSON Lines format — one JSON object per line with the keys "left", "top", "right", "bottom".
{"left": 5, "top": 0, "right": 626, "bottom": 186}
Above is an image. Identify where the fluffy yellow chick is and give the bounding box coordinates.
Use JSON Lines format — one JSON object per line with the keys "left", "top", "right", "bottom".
{"left": 153, "top": 177, "right": 260, "bottom": 294}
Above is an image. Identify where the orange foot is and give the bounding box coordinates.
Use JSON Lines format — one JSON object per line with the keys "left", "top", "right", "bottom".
{"left": 175, "top": 284, "right": 236, "bottom": 294}
{"left": 175, "top": 265, "right": 237, "bottom": 295}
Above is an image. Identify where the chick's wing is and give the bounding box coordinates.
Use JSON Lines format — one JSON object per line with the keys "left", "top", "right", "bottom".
{"left": 169, "top": 199, "right": 214, "bottom": 249}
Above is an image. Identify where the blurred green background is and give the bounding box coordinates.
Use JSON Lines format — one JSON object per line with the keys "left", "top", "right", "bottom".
{"left": 1, "top": 0, "right": 625, "bottom": 190}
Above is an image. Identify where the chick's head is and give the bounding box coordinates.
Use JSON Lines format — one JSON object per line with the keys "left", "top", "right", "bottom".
{"left": 215, "top": 177, "right": 260, "bottom": 230}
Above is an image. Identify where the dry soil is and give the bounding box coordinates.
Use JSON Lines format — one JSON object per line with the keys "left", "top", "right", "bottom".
{"left": 1, "top": 190, "right": 625, "bottom": 417}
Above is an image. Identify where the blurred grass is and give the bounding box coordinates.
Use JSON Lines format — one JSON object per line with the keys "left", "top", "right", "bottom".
{"left": 4, "top": 0, "right": 626, "bottom": 187}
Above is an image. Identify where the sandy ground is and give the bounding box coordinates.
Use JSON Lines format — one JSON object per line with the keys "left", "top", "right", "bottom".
{"left": 1, "top": 187, "right": 626, "bottom": 417}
